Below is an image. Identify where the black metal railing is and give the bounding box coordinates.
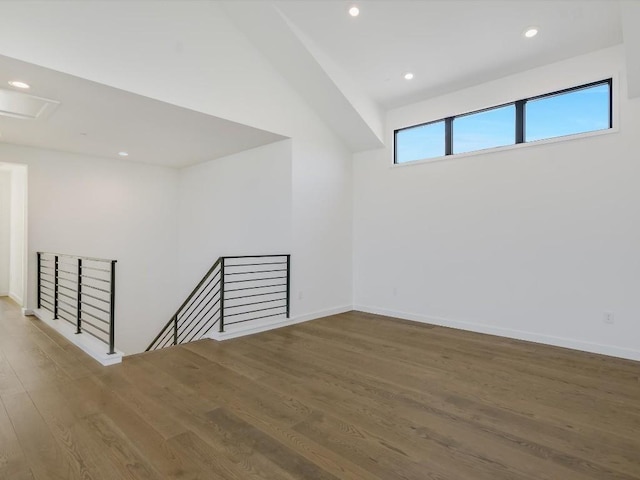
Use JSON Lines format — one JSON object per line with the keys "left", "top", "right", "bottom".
{"left": 37, "top": 252, "right": 117, "bottom": 355}
{"left": 146, "top": 254, "right": 290, "bottom": 351}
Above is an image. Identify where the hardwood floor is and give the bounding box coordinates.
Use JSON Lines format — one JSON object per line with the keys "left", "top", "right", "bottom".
{"left": 1, "top": 296, "right": 639, "bottom": 480}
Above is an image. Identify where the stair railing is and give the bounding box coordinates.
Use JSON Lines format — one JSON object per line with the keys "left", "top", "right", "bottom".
{"left": 37, "top": 252, "right": 117, "bottom": 355}
{"left": 146, "top": 254, "right": 290, "bottom": 351}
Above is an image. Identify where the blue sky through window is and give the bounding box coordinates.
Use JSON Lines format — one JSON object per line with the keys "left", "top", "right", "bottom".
{"left": 453, "top": 105, "right": 515, "bottom": 155}
{"left": 526, "top": 84, "right": 609, "bottom": 142}
{"left": 395, "top": 121, "right": 445, "bottom": 163}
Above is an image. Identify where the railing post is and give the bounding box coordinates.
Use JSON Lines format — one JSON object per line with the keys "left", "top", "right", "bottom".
{"left": 286, "top": 255, "right": 291, "bottom": 319}
{"left": 53, "top": 255, "right": 59, "bottom": 319}
{"left": 173, "top": 315, "right": 178, "bottom": 345}
{"left": 76, "top": 258, "right": 82, "bottom": 334}
{"left": 37, "top": 252, "right": 42, "bottom": 309}
{"left": 108, "top": 260, "right": 116, "bottom": 355}
{"left": 219, "top": 257, "right": 225, "bottom": 333}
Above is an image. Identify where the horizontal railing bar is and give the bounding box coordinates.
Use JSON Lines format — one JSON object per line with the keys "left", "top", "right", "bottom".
{"left": 223, "top": 254, "right": 289, "bottom": 259}
{"left": 81, "top": 291, "right": 110, "bottom": 304}
{"left": 156, "top": 324, "right": 174, "bottom": 347}
{"left": 158, "top": 324, "right": 176, "bottom": 347}
{"left": 40, "top": 297, "right": 54, "bottom": 307}
{"left": 224, "top": 276, "right": 286, "bottom": 285}
{"left": 58, "top": 291, "right": 77, "bottom": 302}
{"left": 185, "top": 313, "right": 220, "bottom": 343}
{"left": 178, "top": 314, "right": 210, "bottom": 343}
{"left": 41, "top": 291, "right": 54, "bottom": 301}
{"left": 40, "top": 265, "right": 54, "bottom": 270}
{"left": 82, "top": 284, "right": 111, "bottom": 294}
{"left": 81, "top": 265, "right": 111, "bottom": 273}
{"left": 159, "top": 334, "right": 174, "bottom": 349}
{"left": 58, "top": 284, "right": 78, "bottom": 294}
{"left": 81, "top": 320, "right": 110, "bottom": 336}
{"left": 38, "top": 252, "right": 116, "bottom": 263}
{"left": 179, "top": 307, "right": 220, "bottom": 343}
{"left": 226, "top": 311, "right": 285, "bottom": 325}
{"left": 57, "top": 275, "right": 78, "bottom": 283}
{"left": 57, "top": 314, "right": 76, "bottom": 326}
{"left": 58, "top": 305, "right": 76, "bottom": 319}
{"left": 224, "top": 304, "right": 284, "bottom": 318}
{"left": 172, "top": 258, "right": 221, "bottom": 321}
{"left": 195, "top": 318, "right": 220, "bottom": 341}
{"left": 80, "top": 274, "right": 110, "bottom": 284}
{"left": 225, "top": 289, "right": 287, "bottom": 301}
{"left": 40, "top": 277, "right": 54, "bottom": 284}
{"left": 81, "top": 327, "right": 109, "bottom": 344}
{"left": 178, "top": 295, "right": 220, "bottom": 333}
{"left": 225, "top": 262, "right": 286, "bottom": 267}
{"left": 177, "top": 274, "right": 220, "bottom": 320}
{"left": 57, "top": 269, "right": 78, "bottom": 276}
{"left": 81, "top": 310, "right": 109, "bottom": 324}
{"left": 58, "top": 299, "right": 76, "bottom": 311}
{"left": 224, "top": 269, "right": 287, "bottom": 276}
{"left": 226, "top": 283, "right": 287, "bottom": 293}
{"left": 224, "top": 297, "right": 286, "bottom": 309}
{"left": 80, "top": 301, "right": 110, "bottom": 315}
{"left": 41, "top": 284, "right": 54, "bottom": 293}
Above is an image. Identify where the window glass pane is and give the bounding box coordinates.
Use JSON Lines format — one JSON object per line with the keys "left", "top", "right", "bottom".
{"left": 453, "top": 104, "right": 515, "bottom": 155}
{"left": 526, "top": 83, "right": 610, "bottom": 142}
{"left": 395, "top": 121, "right": 445, "bottom": 163}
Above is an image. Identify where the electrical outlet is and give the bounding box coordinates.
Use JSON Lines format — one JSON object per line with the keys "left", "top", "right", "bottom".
{"left": 603, "top": 312, "right": 614, "bottom": 325}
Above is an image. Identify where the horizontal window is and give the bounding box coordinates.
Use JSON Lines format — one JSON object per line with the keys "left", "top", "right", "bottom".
{"left": 394, "top": 79, "right": 612, "bottom": 164}
{"left": 526, "top": 82, "right": 611, "bottom": 142}
{"left": 453, "top": 104, "right": 515, "bottom": 155}
{"left": 395, "top": 120, "right": 445, "bottom": 163}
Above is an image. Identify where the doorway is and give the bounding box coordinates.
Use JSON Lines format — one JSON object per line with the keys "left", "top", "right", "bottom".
{"left": 0, "top": 162, "right": 28, "bottom": 307}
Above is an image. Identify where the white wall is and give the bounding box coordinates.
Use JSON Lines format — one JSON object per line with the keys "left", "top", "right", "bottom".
{"left": 354, "top": 46, "right": 640, "bottom": 360}
{"left": 9, "top": 165, "right": 27, "bottom": 304}
{"left": 178, "top": 140, "right": 293, "bottom": 298}
{"left": 0, "top": 144, "right": 180, "bottom": 355}
{"left": 0, "top": 171, "right": 10, "bottom": 295}
{"left": 0, "top": 1, "right": 355, "bottom": 323}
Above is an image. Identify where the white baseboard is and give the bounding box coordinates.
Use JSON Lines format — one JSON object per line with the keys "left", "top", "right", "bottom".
{"left": 22, "top": 308, "right": 34, "bottom": 316}
{"left": 353, "top": 305, "right": 640, "bottom": 362}
{"left": 9, "top": 292, "right": 23, "bottom": 306}
{"left": 210, "top": 305, "right": 352, "bottom": 341}
{"left": 0, "top": 291, "right": 8, "bottom": 297}
{"left": 33, "top": 308, "right": 123, "bottom": 366}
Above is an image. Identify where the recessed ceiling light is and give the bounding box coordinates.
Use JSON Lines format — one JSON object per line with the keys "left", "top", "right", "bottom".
{"left": 8, "top": 80, "right": 30, "bottom": 89}
{"left": 524, "top": 27, "right": 539, "bottom": 38}
{"left": 348, "top": 5, "right": 360, "bottom": 17}
{"left": 403, "top": 72, "right": 414, "bottom": 80}
{"left": 118, "top": 151, "right": 129, "bottom": 157}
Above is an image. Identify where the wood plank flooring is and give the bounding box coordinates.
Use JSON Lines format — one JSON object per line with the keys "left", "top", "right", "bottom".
{"left": 1, "top": 296, "right": 639, "bottom": 479}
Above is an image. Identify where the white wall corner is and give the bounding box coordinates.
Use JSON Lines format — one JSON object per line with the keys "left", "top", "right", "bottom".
{"left": 21, "top": 307, "right": 34, "bottom": 316}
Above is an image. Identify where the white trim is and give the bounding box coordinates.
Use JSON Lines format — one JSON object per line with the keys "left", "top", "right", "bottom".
{"left": 33, "top": 308, "right": 123, "bottom": 366}
{"left": 8, "top": 292, "right": 22, "bottom": 306}
{"left": 391, "top": 126, "right": 618, "bottom": 168}
{"left": 353, "top": 305, "right": 640, "bottom": 362}
{"left": 209, "top": 305, "right": 352, "bottom": 341}
{"left": 0, "top": 291, "right": 8, "bottom": 296}
{"left": 22, "top": 308, "right": 34, "bottom": 316}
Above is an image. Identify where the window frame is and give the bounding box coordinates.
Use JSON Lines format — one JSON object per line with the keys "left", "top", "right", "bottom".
{"left": 393, "top": 78, "right": 613, "bottom": 165}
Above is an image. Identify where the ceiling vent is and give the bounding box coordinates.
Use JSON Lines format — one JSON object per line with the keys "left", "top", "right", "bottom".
{"left": 0, "top": 88, "right": 59, "bottom": 120}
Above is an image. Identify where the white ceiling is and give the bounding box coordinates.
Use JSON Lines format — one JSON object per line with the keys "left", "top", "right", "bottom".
{"left": 0, "top": 54, "right": 285, "bottom": 168}
{"left": 275, "top": 0, "right": 623, "bottom": 108}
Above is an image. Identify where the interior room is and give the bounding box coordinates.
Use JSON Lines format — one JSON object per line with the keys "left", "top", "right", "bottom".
{"left": 0, "top": 1, "right": 638, "bottom": 479}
